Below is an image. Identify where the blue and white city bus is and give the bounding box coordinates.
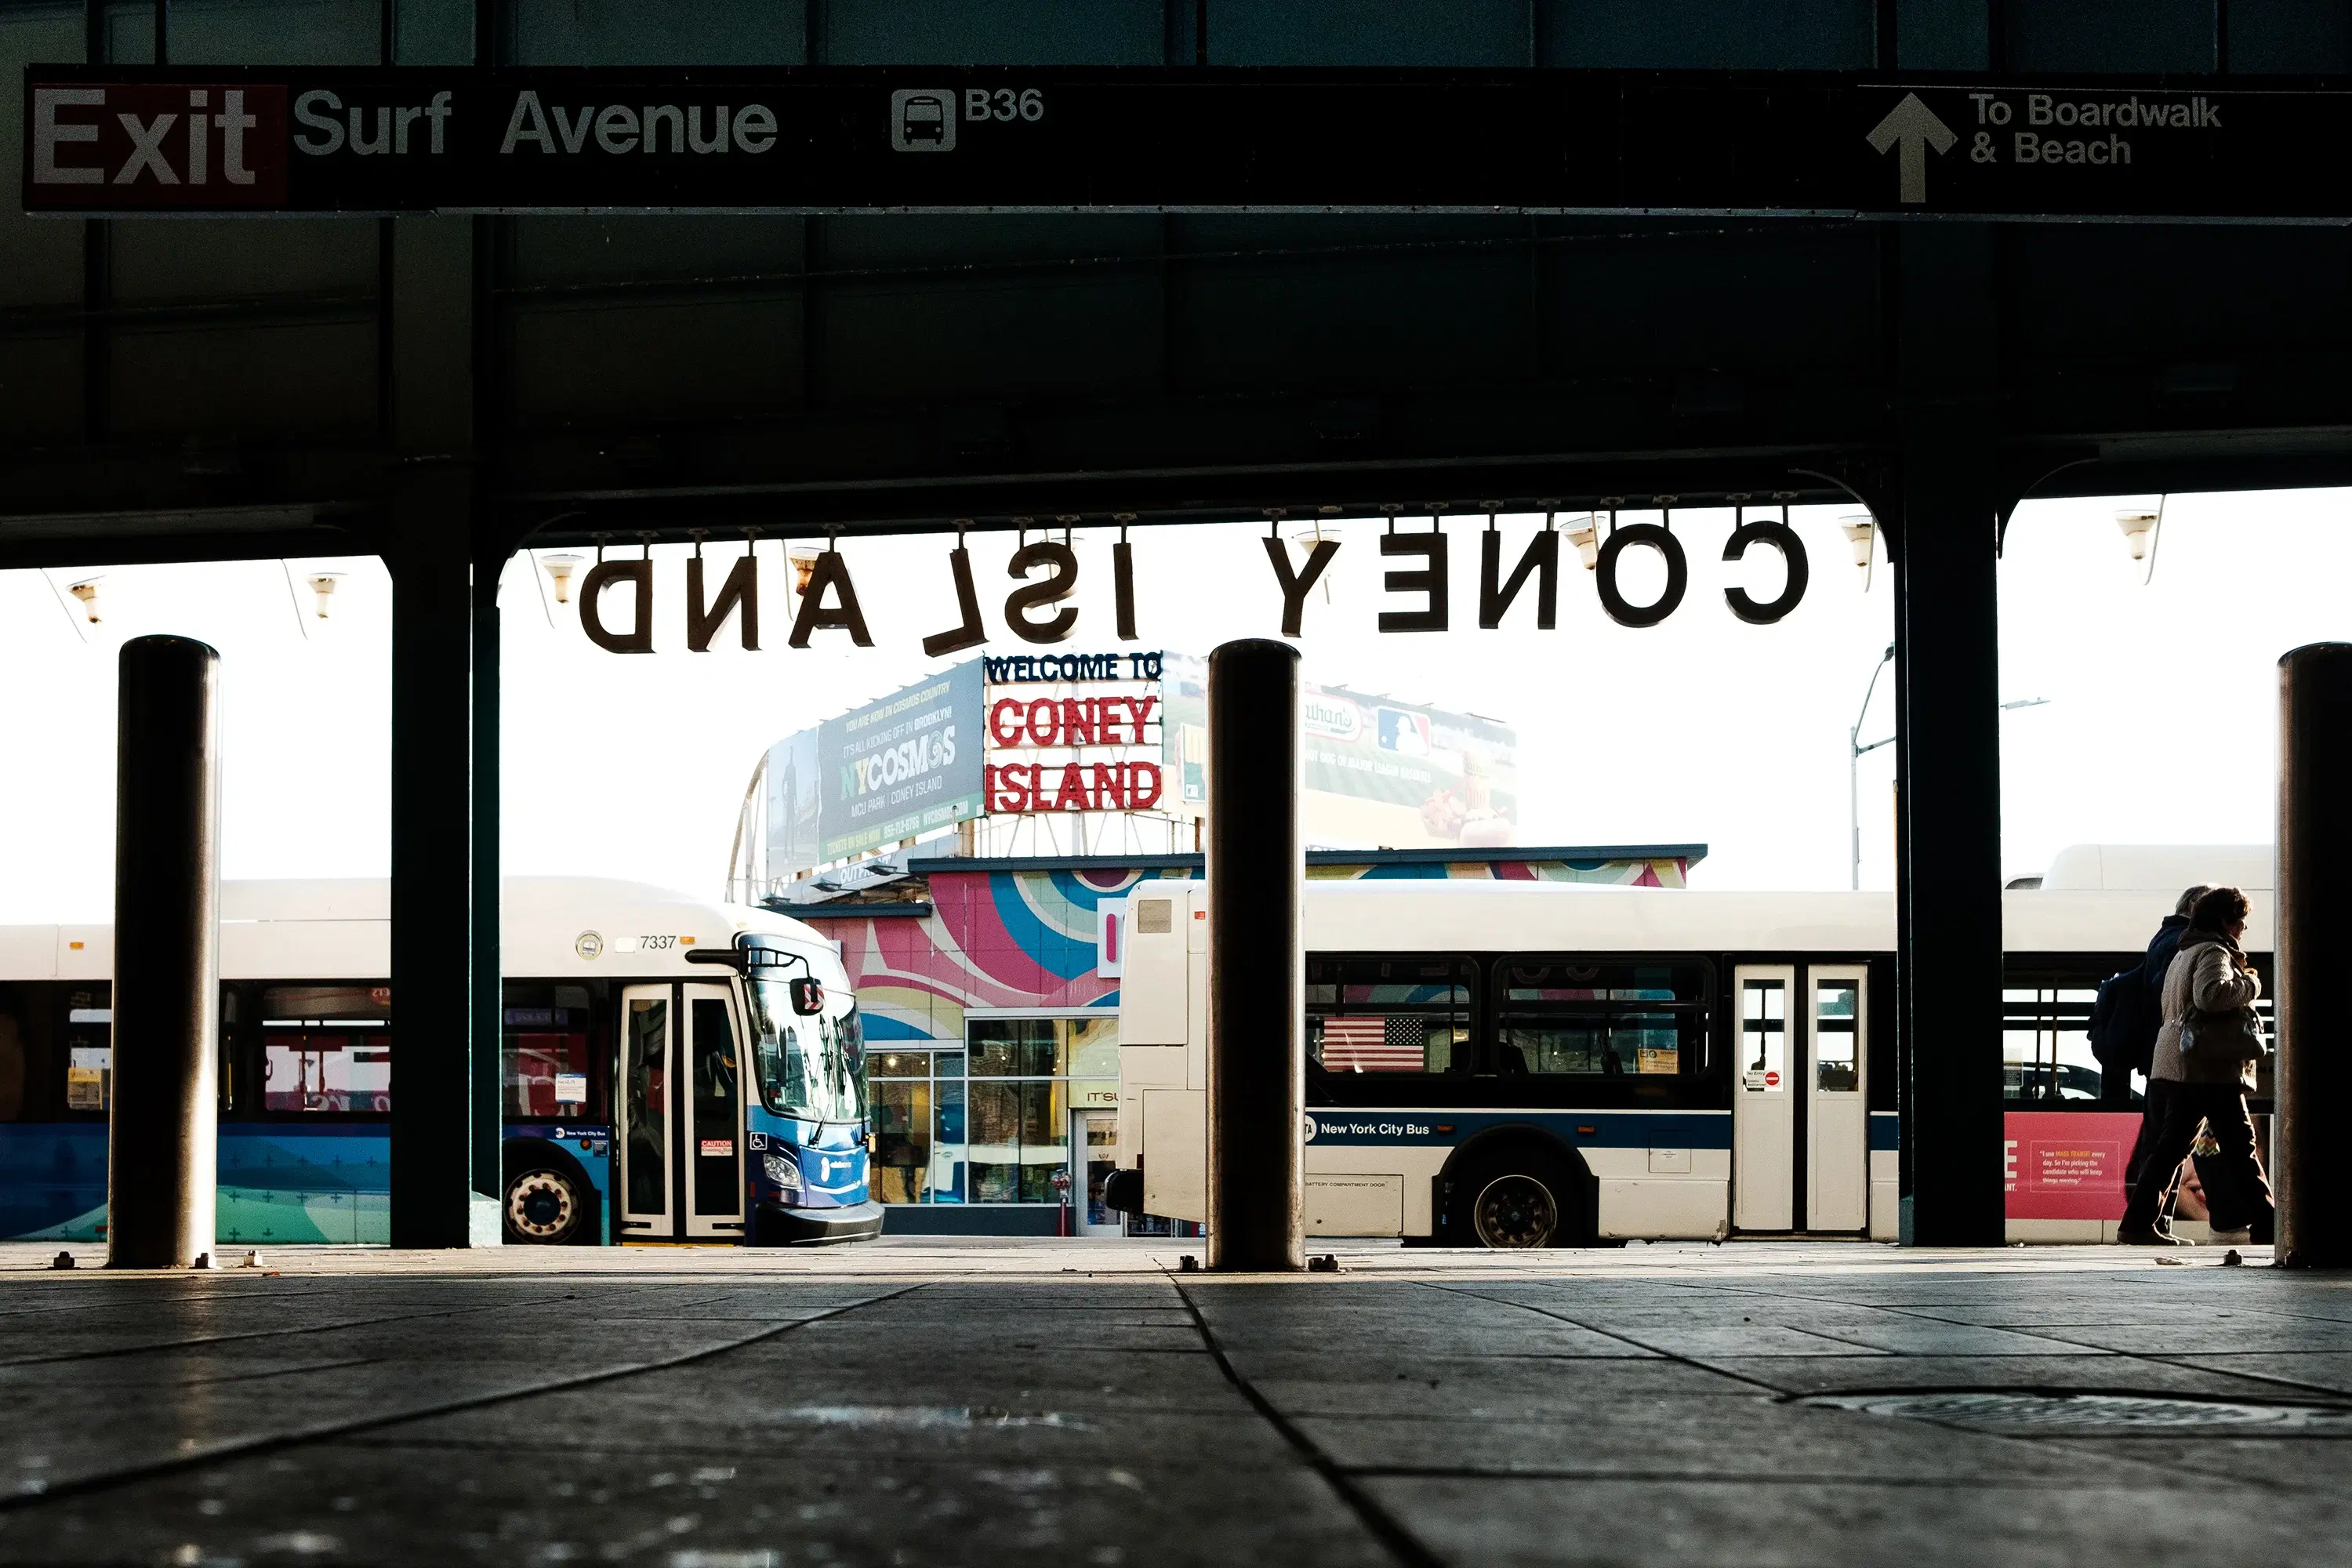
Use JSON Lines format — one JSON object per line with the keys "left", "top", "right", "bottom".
{"left": 0, "top": 877, "right": 878, "bottom": 1247}
{"left": 1110, "top": 850, "right": 2274, "bottom": 1247}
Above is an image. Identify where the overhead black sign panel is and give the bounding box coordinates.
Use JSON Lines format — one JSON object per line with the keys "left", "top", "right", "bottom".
{"left": 20, "top": 67, "right": 2350, "bottom": 221}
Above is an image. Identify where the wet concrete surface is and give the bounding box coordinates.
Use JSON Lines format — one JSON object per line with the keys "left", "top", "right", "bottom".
{"left": 2, "top": 1239, "right": 2348, "bottom": 1565}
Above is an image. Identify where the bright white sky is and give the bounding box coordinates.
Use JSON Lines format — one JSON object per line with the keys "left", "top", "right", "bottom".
{"left": 2, "top": 488, "right": 2341, "bottom": 921}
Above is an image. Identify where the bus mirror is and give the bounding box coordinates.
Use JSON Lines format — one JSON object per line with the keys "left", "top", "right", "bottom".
{"left": 685, "top": 949, "right": 746, "bottom": 971}
{"left": 789, "top": 977, "right": 825, "bottom": 1015}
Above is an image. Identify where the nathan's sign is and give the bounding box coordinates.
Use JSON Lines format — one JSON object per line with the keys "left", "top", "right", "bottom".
{"left": 26, "top": 66, "right": 2352, "bottom": 222}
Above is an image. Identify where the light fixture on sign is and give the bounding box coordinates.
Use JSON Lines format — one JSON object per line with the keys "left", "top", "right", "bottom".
{"left": 66, "top": 578, "right": 102, "bottom": 623}
{"left": 1840, "top": 515, "right": 1875, "bottom": 591}
{"left": 1563, "top": 515, "right": 1601, "bottom": 572}
{"left": 307, "top": 572, "right": 344, "bottom": 619}
{"left": 541, "top": 553, "right": 586, "bottom": 604}
{"left": 788, "top": 547, "right": 823, "bottom": 598}
{"left": 1287, "top": 522, "right": 1337, "bottom": 603}
{"left": 2116, "top": 501, "right": 2165, "bottom": 583}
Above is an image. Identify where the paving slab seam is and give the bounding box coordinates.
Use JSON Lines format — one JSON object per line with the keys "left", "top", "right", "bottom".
{"left": 1171, "top": 1276, "right": 1446, "bottom": 1568}
{"left": 2140, "top": 1352, "right": 2352, "bottom": 1406}
{"left": 1421, "top": 1279, "right": 2352, "bottom": 1498}
{"left": 0, "top": 1283, "right": 927, "bottom": 1515}
{"left": 0, "top": 1289, "right": 593, "bottom": 1370}
{"left": 158, "top": 1355, "right": 383, "bottom": 1390}
{"left": 1799, "top": 1295, "right": 2352, "bottom": 1407}
{"left": 1412, "top": 1281, "right": 1795, "bottom": 1396}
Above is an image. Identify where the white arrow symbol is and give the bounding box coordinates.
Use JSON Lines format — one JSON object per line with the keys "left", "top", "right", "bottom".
{"left": 1867, "top": 93, "right": 1958, "bottom": 205}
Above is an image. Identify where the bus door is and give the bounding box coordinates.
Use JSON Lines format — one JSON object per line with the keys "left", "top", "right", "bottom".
{"left": 1733, "top": 964, "right": 1871, "bottom": 1234}
{"left": 1806, "top": 967, "right": 1868, "bottom": 1232}
{"left": 616, "top": 982, "right": 747, "bottom": 1241}
{"left": 1733, "top": 965, "right": 1795, "bottom": 1230}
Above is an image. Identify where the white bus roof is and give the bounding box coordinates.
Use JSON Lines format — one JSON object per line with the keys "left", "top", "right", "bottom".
{"left": 2038, "top": 844, "right": 2272, "bottom": 893}
{"left": 1135, "top": 877, "right": 2273, "bottom": 956}
{"left": 0, "top": 877, "right": 844, "bottom": 984}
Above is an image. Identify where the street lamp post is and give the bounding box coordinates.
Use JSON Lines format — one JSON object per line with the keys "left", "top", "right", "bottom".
{"left": 1849, "top": 645, "right": 2051, "bottom": 891}
{"left": 1850, "top": 645, "right": 1894, "bottom": 891}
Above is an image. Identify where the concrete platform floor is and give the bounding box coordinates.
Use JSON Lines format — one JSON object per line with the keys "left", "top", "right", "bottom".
{"left": 3, "top": 1238, "right": 2350, "bottom": 1566}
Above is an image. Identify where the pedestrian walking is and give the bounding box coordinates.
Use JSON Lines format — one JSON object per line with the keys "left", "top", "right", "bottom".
{"left": 2118, "top": 887, "right": 2274, "bottom": 1245}
{"left": 2089, "top": 884, "right": 2208, "bottom": 1199}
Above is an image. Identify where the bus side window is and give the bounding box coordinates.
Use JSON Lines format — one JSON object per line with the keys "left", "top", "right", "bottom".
{"left": 0, "top": 990, "right": 24, "bottom": 1120}
{"left": 64, "top": 989, "right": 111, "bottom": 1114}
{"left": 1494, "top": 961, "right": 1708, "bottom": 1078}
{"left": 1305, "top": 956, "right": 1474, "bottom": 1076}
{"left": 503, "top": 983, "right": 597, "bottom": 1120}
{"left": 260, "top": 984, "right": 390, "bottom": 1116}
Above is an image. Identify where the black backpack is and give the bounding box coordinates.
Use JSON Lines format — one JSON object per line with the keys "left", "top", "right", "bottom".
{"left": 2088, "top": 957, "right": 2163, "bottom": 1080}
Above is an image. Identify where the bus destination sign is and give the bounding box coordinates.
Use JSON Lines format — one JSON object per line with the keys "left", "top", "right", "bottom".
{"left": 24, "top": 66, "right": 2352, "bottom": 222}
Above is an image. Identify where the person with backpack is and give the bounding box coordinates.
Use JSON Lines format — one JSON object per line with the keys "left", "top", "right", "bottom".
{"left": 2117, "top": 886, "right": 2274, "bottom": 1246}
{"left": 2088, "top": 885, "right": 2207, "bottom": 1200}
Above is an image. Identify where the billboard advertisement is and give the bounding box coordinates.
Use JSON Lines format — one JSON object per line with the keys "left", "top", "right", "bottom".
{"left": 762, "top": 728, "right": 822, "bottom": 877}
{"left": 765, "top": 662, "right": 985, "bottom": 872}
{"left": 1161, "top": 653, "right": 1517, "bottom": 850}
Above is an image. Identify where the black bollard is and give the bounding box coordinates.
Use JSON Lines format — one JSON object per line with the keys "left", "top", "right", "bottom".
{"left": 107, "top": 636, "right": 221, "bottom": 1269}
{"left": 1205, "top": 639, "right": 1304, "bottom": 1271}
{"left": 2276, "top": 643, "right": 2352, "bottom": 1268}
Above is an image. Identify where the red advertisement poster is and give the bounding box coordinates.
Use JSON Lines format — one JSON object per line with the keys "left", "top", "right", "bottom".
{"left": 2004, "top": 1111, "right": 2138, "bottom": 1220}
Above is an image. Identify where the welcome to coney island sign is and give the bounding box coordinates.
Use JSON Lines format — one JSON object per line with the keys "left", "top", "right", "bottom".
{"left": 567, "top": 512, "right": 1812, "bottom": 656}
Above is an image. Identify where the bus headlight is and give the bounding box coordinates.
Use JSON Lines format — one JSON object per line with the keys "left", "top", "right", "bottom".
{"left": 762, "top": 1149, "right": 804, "bottom": 1195}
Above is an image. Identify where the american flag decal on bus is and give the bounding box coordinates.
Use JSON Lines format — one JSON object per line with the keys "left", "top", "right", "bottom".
{"left": 1319, "top": 1015, "right": 1427, "bottom": 1072}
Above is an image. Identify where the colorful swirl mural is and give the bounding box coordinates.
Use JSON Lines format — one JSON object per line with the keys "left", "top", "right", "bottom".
{"left": 807, "top": 855, "right": 1692, "bottom": 1044}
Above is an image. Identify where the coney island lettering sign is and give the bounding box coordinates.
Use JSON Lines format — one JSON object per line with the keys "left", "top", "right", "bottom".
{"left": 568, "top": 517, "right": 1809, "bottom": 661}
{"left": 25, "top": 67, "right": 2352, "bottom": 221}
{"left": 982, "top": 655, "right": 1164, "bottom": 818}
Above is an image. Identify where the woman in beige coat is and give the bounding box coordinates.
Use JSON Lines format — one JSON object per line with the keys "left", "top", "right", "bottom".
{"left": 2118, "top": 887, "right": 2274, "bottom": 1244}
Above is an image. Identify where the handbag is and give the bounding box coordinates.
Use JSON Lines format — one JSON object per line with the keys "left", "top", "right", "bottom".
{"left": 2179, "top": 1001, "right": 2265, "bottom": 1061}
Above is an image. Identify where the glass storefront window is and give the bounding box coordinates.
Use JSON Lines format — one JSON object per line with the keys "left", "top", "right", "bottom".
{"left": 967, "top": 1018, "right": 1063, "bottom": 1076}
{"left": 869, "top": 1046, "right": 934, "bottom": 1204}
{"left": 933, "top": 1075, "right": 967, "bottom": 1203}
{"left": 1068, "top": 1016, "right": 1118, "bottom": 1080}
{"left": 863, "top": 1015, "right": 1116, "bottom": 1206}
{"left": 967, "top": 1080, "right": 1069, "bottom": 1203}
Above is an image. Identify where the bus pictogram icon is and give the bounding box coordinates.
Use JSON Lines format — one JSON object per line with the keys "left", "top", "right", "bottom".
{"left": 891, "top": 90, "right": 956, "bottom": 152}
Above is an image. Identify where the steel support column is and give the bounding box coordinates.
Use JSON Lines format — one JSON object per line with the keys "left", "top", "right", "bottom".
{"left": 387, "top": 469, "right": 485, "bottom": 1247}
{"left": 470, "top": 564, "right": 503, "bottom": 1213}
{"left": 107, "top": 635, "right": 220, "bottom": 1269}
{"left": 1204, "top": 638, "right": 1305, "bottom": 1272}
{"left": 385, "top": 206, "right": 491, "bottom": 1247}
{"left": 1892, "top": 223, "right": 2007, "bottom": 1247}
{"left": 2275, "top": 642, "right": 2352, "bottom": 1268}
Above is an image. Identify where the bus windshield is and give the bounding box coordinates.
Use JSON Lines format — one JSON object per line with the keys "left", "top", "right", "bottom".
{"left": 746, "top": 980, "right": 866, "bottom": 1123}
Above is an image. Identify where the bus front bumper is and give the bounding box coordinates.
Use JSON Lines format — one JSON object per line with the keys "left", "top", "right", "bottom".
{"left": 753, "top": 1199, "right": 886, "bottom": 1246}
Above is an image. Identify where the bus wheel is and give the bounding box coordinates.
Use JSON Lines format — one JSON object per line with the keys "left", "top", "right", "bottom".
{"left": 504, "top": 1167, "right": 585, "bottom": 1244}
{"left": 1471, "top": 1172, "right": 1560, "bottom": 1248}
